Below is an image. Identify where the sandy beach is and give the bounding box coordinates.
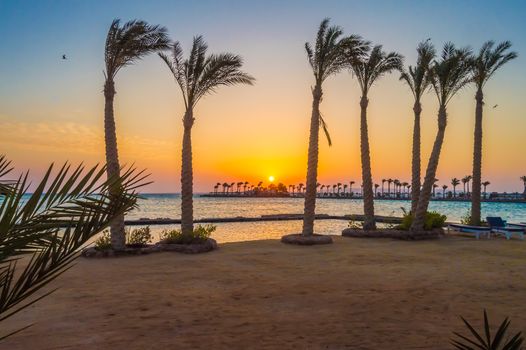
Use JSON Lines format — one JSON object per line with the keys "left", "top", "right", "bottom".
{"left": 2, "top": 235, "right": 526, "bottom": 350}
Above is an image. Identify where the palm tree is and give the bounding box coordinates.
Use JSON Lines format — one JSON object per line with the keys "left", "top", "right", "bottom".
{"left": 213, "top": 184, "right": 219, "bottom": 194}
{"left": 462, "top": 176, "right": 469, "bottom": 195}
{"left": 451, "top": 178, "right": 460, "bottom": 198}
{"left": 442, "top": 184, "right": 448, "bottom": 198}
{"left": 520, "top": 176, "right": 526, "bottom": 197}
{"left": 387, "top": 178, "right": 393, "bottom": 197}
{"left": 394, "top": 179, "right": 401, "bottom": 197}
{"left": 432, "top": 183, "right": 438, "bottom": 197}
{"left": 400, "top": 40, "right": 436, "bottom": 213}
{"left": 160, "top": 36, "right": 254, "bottom": 235}
{"left": 300, "top": 19, "right": 367, "bottom": 236}
{"left": 243, "top": 181, "right": 249, "bottom": 194}
{"left": 350, "top": 181, "right": 355, "bottom": 196}
{"left": 482, "top": 181, "right": 490, "bottom": 198}
{"left": 381, "top": 179, "right": 386, "bottom": 196}
{"left": 222, "top": 182, "right": 228, "bottom": 194}
{"left": 337, "top": 182, "right": 342, "bottom": 195}
{"left": 412, "top": 43, "right": 472, "bottom": 231}
{"left": 466, "top": 175, "right": 473, "bottom": 195}
{"left": 469, "top": 41, "right": 517, "bottom": 224}
{"left": 374, "top": 183, "right": 380, "bottom": 197}
{"left": 230, "top": 182, "right": 235, "bottom": 194}
{"left": 349, "top": 45, "right": 403, "bottom": 229}
{"left": 343, "top": 184, "right": 348, "bottom": 195}
{"left": 103, "top": 19, "right": 169, "bottom": 250}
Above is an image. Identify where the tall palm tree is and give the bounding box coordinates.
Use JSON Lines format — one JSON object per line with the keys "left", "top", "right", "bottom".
{"left": 337, "top": 182, "right": 342, "bottom": 195}
{"left": 482, "top": 181, "right": 490, "bottom": 198}
{"left": 381, "top": 179, "right": 386, "bottom": 196}
{"left": 300, "top": 19, "right": 367, "bottom": 236}
{"left": 349, "top": 45, "right": 403, "bottom": 229}
{"left": 374, "top": 183, "right": 380, "bottom": 197}
{"left": 400, "top": 40, "right": 436, "bottom": 213}
{"left": 469, "top": 41, "right": 517, "bottom": 224}
{"left": 412, "top": 43, "right": 472, "bottom": 231}
{"left": 343, "top": 184, "right": 348, "bottom": 195}
{"left": 451, "top": 178, "right": 460, "bottom": 198}
{"left": 103, "top": 19, "right": 169, "bottom": 250}
{"left": 442, "top": 184, "right": 448, "bottom": 198}
{"left": 160, "top": 36, "right": 254, "bottom": 235}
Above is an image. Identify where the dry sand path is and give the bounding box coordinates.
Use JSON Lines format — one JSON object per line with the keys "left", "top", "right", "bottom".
{"left": 2, "top": 236, "right": 525, "bottom": 349}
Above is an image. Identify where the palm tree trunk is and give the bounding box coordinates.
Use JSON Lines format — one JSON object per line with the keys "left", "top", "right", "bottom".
{"left": 411, "top": 101, "right": 422, "bottom": 213}
{"left": 181, "top": 109, "right": 195, "bottom": 235}
{"left": 359, "top": 96, "right": 376, "bottom": 230}
{"left": 104, "top": 79, "right": 125, "bottom": 250}
{"left": 302, "top": 85, "right": 322, "bottom": 236}
{"left": 470, "top": 88, "right": 483, "bottom": 225}
{"left": 411, "top": 106, "right": 447, "bottom": 231}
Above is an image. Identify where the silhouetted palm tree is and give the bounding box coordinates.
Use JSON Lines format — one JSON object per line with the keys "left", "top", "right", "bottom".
{"left": 469, "top": 41, "right": 517, "bottom": 224}
{"left": 160, "top": 36, "right": 254, "bottom": 234}
{"left": 343, "top": 184, "right": 348, "bottom": 195}
{"left": 412, "top": 43, "right": 472, "bottom": 231}
{"left": 350, "top": 181, "right": 355, "bottom": 196}
{"left": 103, "top": 19, "right": 169, "bottom": 250}
{"left": 222, "top": 182, "right": 228, "bottom": 194}
{"left": 482, "top": 181, "right": 490, "bottom": 198}
{"left": 442, "top": 184, "right": 448, "bottom": 197}
{"left": 349, "top": 45, "right": 403, "bottom": 229}
{"left": 387, "top": 178, "right": 393, "bottom": 197}
{"left": 300, "top": 19, "right": 367, "bottom": 236}
{"left": 381, "top": 179, "right": 386, "bottom": 196}
{"left": 451, "top": 178, "right": 460, "bottom": 198}
{"left": 374, "top": 183, "right": 379, "bottom": 197}
{"left": 462, "top": 176, "right": 469, "bottom": 195}
{"left": 400, "top": 40, "right": 435, "bottom": 212}
{"left": 337, "top": 182, "right": 342, "bottom": 195}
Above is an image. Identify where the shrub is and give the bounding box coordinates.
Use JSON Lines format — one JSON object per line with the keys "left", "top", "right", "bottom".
{"left": 126, "top": 226, "right": 152, "bottom": 246}
{"left": 94, "top": 230, "right": 112, "bottom": 251}
{"left": 397, "top": 209, "right": 446, "bottom": 231}
{"left": 160, "top": 224, "right": 216, "bottom": 244}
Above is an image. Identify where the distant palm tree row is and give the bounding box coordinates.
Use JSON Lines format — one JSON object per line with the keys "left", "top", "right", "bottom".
{"left": 210, "top": 176, "right": 500, "bottom": 199}
{"left": 101, "top": 17, "right": 516, "bottom": 248}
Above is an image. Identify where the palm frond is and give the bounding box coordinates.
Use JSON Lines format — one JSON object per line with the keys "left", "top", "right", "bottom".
{"left": 319, "top": 113, "right": 332, "bottom": 147}
{"left": 400, "top": 39, "right": 435, "bottom": 100}
{"left": 428, "top": 42, "right": 472, "bottom": 106}
{"left": 352, "top": 45, "right": 403, "bottom": 95}
{"left": 104, "top": 19, "right": 170, "bottom": 80}
{"left": 451, "top": 310, "right": 524, "bottom": 350}
{"left": 0, "top": 160, "right": 148, "bottom": 337}
{"left": 160, "top": 36, "right": 254, "bottom": 108}
{"left": 471, "top": 40, "right": 517, "bottom": 89}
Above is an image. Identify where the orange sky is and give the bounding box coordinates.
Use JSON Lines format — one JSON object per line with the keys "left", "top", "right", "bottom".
{"left": 1, "top": 1, "right": 525, "bottom": 193}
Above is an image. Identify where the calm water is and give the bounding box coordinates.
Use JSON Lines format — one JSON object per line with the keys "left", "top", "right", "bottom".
{"left": 127, "top": 194, "right": 526, "bottom": 243}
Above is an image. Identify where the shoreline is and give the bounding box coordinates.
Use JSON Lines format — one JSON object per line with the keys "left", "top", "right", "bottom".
{"left": 200, "top": 193, "right": 526, "bottom": 203}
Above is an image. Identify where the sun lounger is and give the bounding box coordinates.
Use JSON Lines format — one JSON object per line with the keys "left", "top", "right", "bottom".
{"left": 447, "top": 223, "right": 491, "bottom": 239}
{"left": 486, "top": 217, "right": 525, "bottom": 240}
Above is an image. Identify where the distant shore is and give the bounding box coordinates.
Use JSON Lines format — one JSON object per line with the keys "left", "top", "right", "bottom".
{"left": 200, "top": 193, "right": 526, "bottom": 203}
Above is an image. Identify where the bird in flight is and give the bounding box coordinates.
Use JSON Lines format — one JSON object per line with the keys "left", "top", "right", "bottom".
{"left": 62, "top": 54, "right": 67, "bottom": 60}
{"left": 493, "top": 104, "right": 498, "bottom": 109}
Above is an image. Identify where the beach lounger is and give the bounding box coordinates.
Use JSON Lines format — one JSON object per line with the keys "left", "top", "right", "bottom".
{"left": 486, "top": 217, "right": 525, "bottom": 240}
{"left": 447, "top": 223, "right": 491, "bottom": 239}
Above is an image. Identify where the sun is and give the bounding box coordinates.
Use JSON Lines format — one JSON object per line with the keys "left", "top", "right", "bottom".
{"left": 268, "top": 175, "right": 275, "bottom": 182}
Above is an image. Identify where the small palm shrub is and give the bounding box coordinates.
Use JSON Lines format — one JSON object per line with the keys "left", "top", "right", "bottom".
{"left": 126, "top": 226, "right": 152, "bottom": 247}
{"left": 452, "top": 310, "right": 524, "bottom": 350}
{"left": 160, "top": 224, "right": 216, "bottom": 244}
{"left": 95, "top": 231, "right": 112, "bottom": 251}
{"left": 398, "top": 208, "right": 446, "bottom": 230}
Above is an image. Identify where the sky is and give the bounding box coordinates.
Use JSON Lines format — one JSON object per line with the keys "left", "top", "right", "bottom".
{"left": 0, "top": 0, "right": 525, "bottom": 193}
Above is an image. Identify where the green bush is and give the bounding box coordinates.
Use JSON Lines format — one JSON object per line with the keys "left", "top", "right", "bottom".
{"left": 126, "top": 226, "right": 152, "bottom": 246}
{"left": 160, "top": 224, "right": 216, "bottom": 244}
{"left": 94, "top": 230, "right": 112, "bottom": 251}
{"left": 397, "top": 210, "right": 446, "bottom": 231}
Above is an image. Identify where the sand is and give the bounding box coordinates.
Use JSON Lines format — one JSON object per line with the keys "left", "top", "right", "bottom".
{"left": 2, "top": 235, "right": 526, "bottom": 349}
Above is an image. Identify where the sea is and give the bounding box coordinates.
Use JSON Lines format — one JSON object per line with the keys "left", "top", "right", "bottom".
{"left": 127, "top": 194, "right": 526, "bottom": 243}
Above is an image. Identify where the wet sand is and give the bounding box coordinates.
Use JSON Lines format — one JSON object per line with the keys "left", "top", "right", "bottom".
{"left": 2, "top": 235, "right": 526, "bottom": 349}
